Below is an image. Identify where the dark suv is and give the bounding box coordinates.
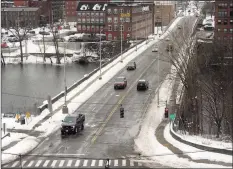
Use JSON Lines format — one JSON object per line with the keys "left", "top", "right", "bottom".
{"left": 126, "top": 62, "right": 136, "bottom": 70}
{"left": 137, "top": 80, "right": 149, "bottom": 91}
{"left": 114, "top": 77, "right": 127, "bottom": 89}
{"left": 61, "top": 114, "right": 85, "bottom": 136}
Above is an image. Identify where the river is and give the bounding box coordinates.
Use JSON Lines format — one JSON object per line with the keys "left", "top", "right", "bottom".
{"left": 1, "top": 63, "right": 98, "bottom": 114}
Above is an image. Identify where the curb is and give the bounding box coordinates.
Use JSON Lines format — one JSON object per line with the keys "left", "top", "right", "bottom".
{"left": 170, "top": 122, "right": 233, "bottom": 156}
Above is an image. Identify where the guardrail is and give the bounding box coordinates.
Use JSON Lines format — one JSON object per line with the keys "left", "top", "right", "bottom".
{"left": 170, "top": 122, "right": 233, "bottom": 155}
{"left": 37, "top": 40, "right": 146, "bottom": 113}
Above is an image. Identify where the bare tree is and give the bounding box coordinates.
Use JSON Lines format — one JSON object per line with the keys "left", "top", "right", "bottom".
{"left": 49, "top": 24, "right": 61, "bottom": 64}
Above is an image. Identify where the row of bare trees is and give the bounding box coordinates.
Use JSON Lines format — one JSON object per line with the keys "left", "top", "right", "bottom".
{"left": 161, "top": 21, "right": 232, "bottom": 139}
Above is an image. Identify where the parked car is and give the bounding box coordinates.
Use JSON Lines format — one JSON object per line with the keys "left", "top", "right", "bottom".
{"left": 114, "top": 77, "right": 127, "bottom": 89}
{"left": 137, "top": 80, "right": 149, "bottom": 91}
{"left": 178, "top": 25, "right": 182, "bottom": 29}
{"left": 126, "top": 62, "right": 136, "bottom": 70}
{"left": 166, "top": 44, "right": 173, "bottom": 52}
{"left": 152, "top": 46, "right": 158, "bottom": 52}
{"left": 68, "top": 37, "right": 78, "bottom": 42}
{"left": 39, "top": 31, "right": 50, "bottom": 35}
{"left": 60, "top": 114, "right": 85, "bottom": 136}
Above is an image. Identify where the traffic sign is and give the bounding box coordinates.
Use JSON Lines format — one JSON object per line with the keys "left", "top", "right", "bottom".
{"left": 169, "top": 113, "right": 176, "bottom": 121}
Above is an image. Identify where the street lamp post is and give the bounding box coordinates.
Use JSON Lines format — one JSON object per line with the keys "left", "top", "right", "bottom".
{"left": 120, "top": 24, "right": 123, "bottom": 62}
{"left": 62, "top": 42, "right": 68, "bottom": 114}
{"left": 157, "top": 45, "right": 160, "bottom": 107}
{"left": 135, "top": 20, "right": 137, "bottom": 51}
{"left": 99, "top": 29, "right": 102, "bottom": 80}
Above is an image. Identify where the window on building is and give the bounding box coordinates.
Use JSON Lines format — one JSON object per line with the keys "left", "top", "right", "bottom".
{"left": 120, "top": 9, "right": 124, "bottom": 13}
{"left": 91, "top": 12, "right": 94, "bottom": 16}
{"left": 108, "top": 25, "right": 112, "bottom": 31}
{"left": 86, "top": 13, "right": 90, "bottom": 17}
{"left": 100, "top": 26, "right": 103, "bottom": 30}
{"left": 120, "top": 25, "right": 124, "bottom": 31}
{"left": 87, "top": 25, "right": 90, "bottom": 31}
{"left": 230, "top": 20, "right": 233, "bottom": 24}
{"left": 218, "top": 20, "right": 222, "bottom": 24}
{"left": 224, "top": 28, "right": 228, "bottom": 33}
{"left": 92, "top": 26, "right": 95, "bottom": 31}
{"left": 114, "top": 9, "right": 118, "bottom": 14}
{"left": 114, "top": 36, "right": 117, "bottom": 40}
{"left": 78, "top": 25, "right": 82, "bottom": 30}
{"left": 125, "top": 18, "right": 130, "bottom": 22}
{"left": 230, "top": 10, "right": 233, "bottom": 17}
{"left": 224, "top": 19, "right": 228, "bottom": 25}
{"left": 223, "top": 37, "right": 228, "bottom": 40}
{"left": 128, "top": 27, "right": 131, "bottom": 31}
{"left": 86, "top": 18, "right": 90, "bottom": 23}
{"left": 96, "top": 26, "right": 99, "bottom": 31}
{"left": 82, "top": 13, "right": 85, "bottom": 16}
{"left": 127, "top": 10, "right": 130, "bottom": 14}
{"left": 108, "top": 9, "right": 111, "bottom": 14}
{"left": 67, "top": 12, "right": 70, "bottom": 15}
{"left": 218, "top": 28, "right": 221, "bottom": 32}
{"left": 218, "top": 11, "right": 227, "bottom": 17}
{"left": 230, "top": 29, "right": 233, "bottom": 33}
{"left": 77, "top": 18, "right": 81, "bottom": 23}
{"left": 95, "top": 18, "right": 99, "bottom": 23}
{"left": 82, "top": 18, "right": 86, "bottom": 23}
{"left": 107, "top": 17, "right": 112, "bottom": 23}
{"left": 114, "top": 25, "right": 118, "bottom": 31}
{"left": 100, "top": 18, "right": 104, "bottom": 23}
{"left": 217, "top": 36, "right": 221, "bottom": 40}
{"left": 91, "top": 18, "right": 94, "bottom": 23}
{"left": 230, "top": 37, "right": 233, "bottom": 41}
{"left": 82, "top": 25, "right": 86, "bottom": 30}
{"left": 95, "top": 12, "right": 99, "bottom": 16}
{"left": 114, "top": 17, "right": 118, "bottom": 23}
{"left": 120, "top": 18, "right": 124, "bottom": 23}
{"left": 108, "top": 33, "right": 112, "bottom": 40}
{"left": 100, "top": 12, "right": 104, "bottom": 16}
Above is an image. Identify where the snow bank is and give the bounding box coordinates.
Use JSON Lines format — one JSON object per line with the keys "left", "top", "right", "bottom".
{"left": 165, "top": 125, "right": 233, "bottom": 164}
{"left": 2, "top": 132, "right": 28, "bottom": 148}
{"left": 2, "top": 136, "right": 40, "bottom": 165}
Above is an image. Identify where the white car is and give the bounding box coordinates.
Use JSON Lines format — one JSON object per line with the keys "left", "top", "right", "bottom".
{"left": 152, "top": 47, "right": 158, "bottom": 52}
{"left": 165, "top": 37, "right": 170, "bottom": 41}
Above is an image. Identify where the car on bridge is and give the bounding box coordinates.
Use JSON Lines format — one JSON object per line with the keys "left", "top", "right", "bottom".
{"left": 137, "top": 79, "right": 149, "bottom": 91}
{"left": 152, "top": 46, "right": 158, "bottom": 52}
{"left": 61, "top": 114, "right": 85, "bottom": 137}
{"left": 114, "top": 77, "right": 127, "bottom": 89}
{"left": 166, "top": 44, "right": 174, "bottom": 52}
{"left": 126, "top": 61, "right": 136, "bottom": 70}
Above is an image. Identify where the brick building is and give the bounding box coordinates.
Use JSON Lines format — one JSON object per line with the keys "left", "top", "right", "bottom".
{"left": 14, "top": 0, "right": 28, "bottom": 7}
{"left": 1, "top": 7, "right": 40, "bottom": 28}
{"left": 105, "top": 3, "right": 154, "bottom": 41}
{"left": 65, "top": 1, "right": 78, "bottom": 22}
{"left": 76, "top": 2, "right": 109, "bottom": 33}
{"left": 214, "top": 1, "right": 233, "bottom": 41}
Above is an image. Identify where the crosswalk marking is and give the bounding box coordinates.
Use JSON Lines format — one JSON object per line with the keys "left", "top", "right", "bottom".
{"left": 35, "top": 160, "right": 42, "bottom": 167}
{"left": 91, "top": 160, "right": 96, "bottom": 166}
{"left": 43, "top": 160, "right": 50, "bottom": 167}
{"left": 12, "top": 161, "right": 19, "bottom": 167}
{"left": 59, "top": 160, "right": 65, "bottom": 167}
{"left": 22, "top": 161, "right": 27, "bottom": 166}
{"left": 114, "top": 160, "right": 118, "bottom": 166}
{"left": 67, "top": 160, "right": 72, "bottom": 167}
{"left": 83, "top": 160, "right": 88, "bottom": 167}
{"left": 75, "top": 160, "right": 80, "bottom": 167}
{"left": 122, "top": 159, "right": 126, "bottom": 166}
{"left": 138, "top": 162, "right": 143, "bottom": 166}
{"left": 28, "top": 161, "right": 34, "bottom": 167}
{"left": 130, "top": 160, "right": 134, "bottom": 166}
{"left": 109, "top": 160, "right": 112, "bottom": 165}
{"left": 98, "top": 160, "right": 103, "bottom": 166}
{"left": 51, "top": 160, "right": 57, "bottom": 167}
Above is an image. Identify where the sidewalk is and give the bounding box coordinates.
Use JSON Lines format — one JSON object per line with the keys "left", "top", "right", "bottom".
{"left": 155, "top": 76, "right": 232, "bottom": 167}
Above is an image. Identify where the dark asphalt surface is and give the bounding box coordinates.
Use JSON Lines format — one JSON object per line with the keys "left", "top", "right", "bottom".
{"left": 2, "top": 16, "right": 198, "bottom": 168}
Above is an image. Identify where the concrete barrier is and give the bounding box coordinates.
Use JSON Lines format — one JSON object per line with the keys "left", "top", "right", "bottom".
{"left": 170, "top": 122, "right": 233, "bottom": 155}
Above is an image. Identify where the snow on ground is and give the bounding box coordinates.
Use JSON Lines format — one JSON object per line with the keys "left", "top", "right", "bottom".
{"left": 165, "top": 125, "right": 233, "bottom": 164}
{"left": 2, "top": 131, "right": 29, "bottom": 148}
{"left": 2, "top": 136, "right": 40, "bottom": 165}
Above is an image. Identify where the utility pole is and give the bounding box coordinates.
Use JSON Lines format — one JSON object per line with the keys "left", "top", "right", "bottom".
{"left": 62, "top": 42, "right": 68, "bottom": 114}
{"left": 99, "top": 29, "right": 102, "bottom": 80}
{"left": 135, "top": 19, "right": 137, "bottom": 51}
{"left": 120, "top": 23, "right": 123, "bottom": 62}
{"left": 157, "top": 45, "right": 160, "bottom": 107}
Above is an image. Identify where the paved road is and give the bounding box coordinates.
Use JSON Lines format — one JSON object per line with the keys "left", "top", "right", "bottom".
{"left": 2, "top": 16, "right": 198, "bottom": 169}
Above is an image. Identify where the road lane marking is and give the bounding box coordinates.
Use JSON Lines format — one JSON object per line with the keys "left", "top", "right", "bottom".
{"left": 22, "top": 161, "right": 27, "bottom": 166}
{"left": 12, "top": 161, "right": 19, "bottom": 167}
{"left": 114, "top": 159, "right": 118, "bottom": 166}
{"left": 43, "top": 160, "right": 50, "bottom": 167}
{"left": 90, "top": 58, "right": 158, "bottom": 145}
{"left": 91, "top": 160, "right": 96, "bottom": 166}
{"left": 98, "top": 160, "right": 103, "bottom": 166}
{"left": 59, "top": 160, "right": 65, "bottom": 167}
{"left": 83, "top": 160, "right": 88, "bottom": 166}
{"left": 92, "top": 107, "right": 96, "bottom": 111}
{"left": 67, "top": 160, "right": 72, "bottom": 167}
{"left": 75, "top": 160, "right": 80, "bottom": 166}
{"left": 130, "top": 160, "right": 134, "bottom": 166}
{"left": 35, "top": 160, "right": 42, "bottom": 167}
{"left": 51, "top": 160, "right": 57, "bottom": 167}
{"left": 122, "top": 159, "right": 126, "bottom": 166}
{"left": 27, "top": 161, "right": 34, "bottom": 167}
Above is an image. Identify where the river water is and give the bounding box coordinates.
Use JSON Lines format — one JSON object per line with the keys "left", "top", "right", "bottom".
{"left": 1, "top": 63, "right": 98, "bottom": 114}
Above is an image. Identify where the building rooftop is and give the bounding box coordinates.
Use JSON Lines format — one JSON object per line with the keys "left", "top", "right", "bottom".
{"left": 1, "top": 7, "right": 39, "bottom": 11}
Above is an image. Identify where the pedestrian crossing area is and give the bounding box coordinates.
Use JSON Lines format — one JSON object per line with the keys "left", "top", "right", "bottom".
{"left": 2, "top": 159, "right": 145, "bottom": 168}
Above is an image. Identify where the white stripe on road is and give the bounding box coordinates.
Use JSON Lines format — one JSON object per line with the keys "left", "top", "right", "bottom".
{"left": 75, "top": 160, "right": 80, "bottom": 166}
{"left": 109, "top": 160, "right": 112, "bottom": 165}
{"left": 83, "top": 160, "right": 88, "bottom": 166}
{"left": 98, "top": 160, "right": 103, "bottom": 166}
{"left": 43, "top": 160, "right": 50, "bottom": 167}
{"left": 22, "top": 161, "right": 27, "bottom": 166}
{"left": 51, "top": 160, "right": 57, "bottom": 167}
{"left": 122, "top": 159, "right": 126, "bottom": 166}
{"left": 35, "top": 160, "right": 42, "bottom": 167}
{"left": 27, "top": 161, "right": 34, "bottom": 167}
{"left": 114, "top": 160, "right": 118, "bottom": 166}
{"left": 12, "top": 161, "right": 19, "bottom": 167}
{"left": 59, "top": 160, "right": 65, "bottom": 167}
{"left": 130, "top": 160, "right": 134, "bottom": 166}
{"left": 67, "top": 160, "right": 72, "bottom": 167}
{"left": 91, "top": 160, "right": 96, "bottom": 166}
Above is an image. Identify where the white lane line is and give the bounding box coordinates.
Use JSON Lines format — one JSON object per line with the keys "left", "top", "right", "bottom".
{"left": 59, "top": 160, "right": 65, "bottom": 167}
{"left": 11, "top": 161, "right": 19, "bottom": 167}
{"left": 67, "top": 160, "right": 72, "bottom": 167}
{"left": 98, "top": 160, "right": 103, "bottom": 166}
{"left": 122, "top": 159, "right": 126, "bottom": 166}
{"left": 27, "top": 161, "right": 34, "bottom": 167}
{"left": 43, "top": 160, "right": 50, "bottom": 167}
{"left": 22, "top": 161, "right": 27, "bottom": 166}
{"left": 35, "top": 160, "right": 42, "bottom": 167}
{"left": 109, "top": 160, "right": 112, "bottom": 165}
{"left": 130, "top": 160, "right": 134, "bottom": 166}
{"left": 75, "top": 160, "right": 80, "bottom": 167}
{"left": 114, "top": 159, "right": 118, "bottom": 166}
{"left": 92, "top": 107, "right": 96, "bottom": 111}
{"left": 51, "top": 160, "right": 57, "bottom": 167}
{"left": 91, "top": 160, "right": 96, "bottom": 166}
{"left": 83, "top": 160, "right": 88, "bottom": 167}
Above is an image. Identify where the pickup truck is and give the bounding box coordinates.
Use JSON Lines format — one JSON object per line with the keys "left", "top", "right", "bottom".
{"left": 61, "top": 114, "right": 85, "bottom": 136}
